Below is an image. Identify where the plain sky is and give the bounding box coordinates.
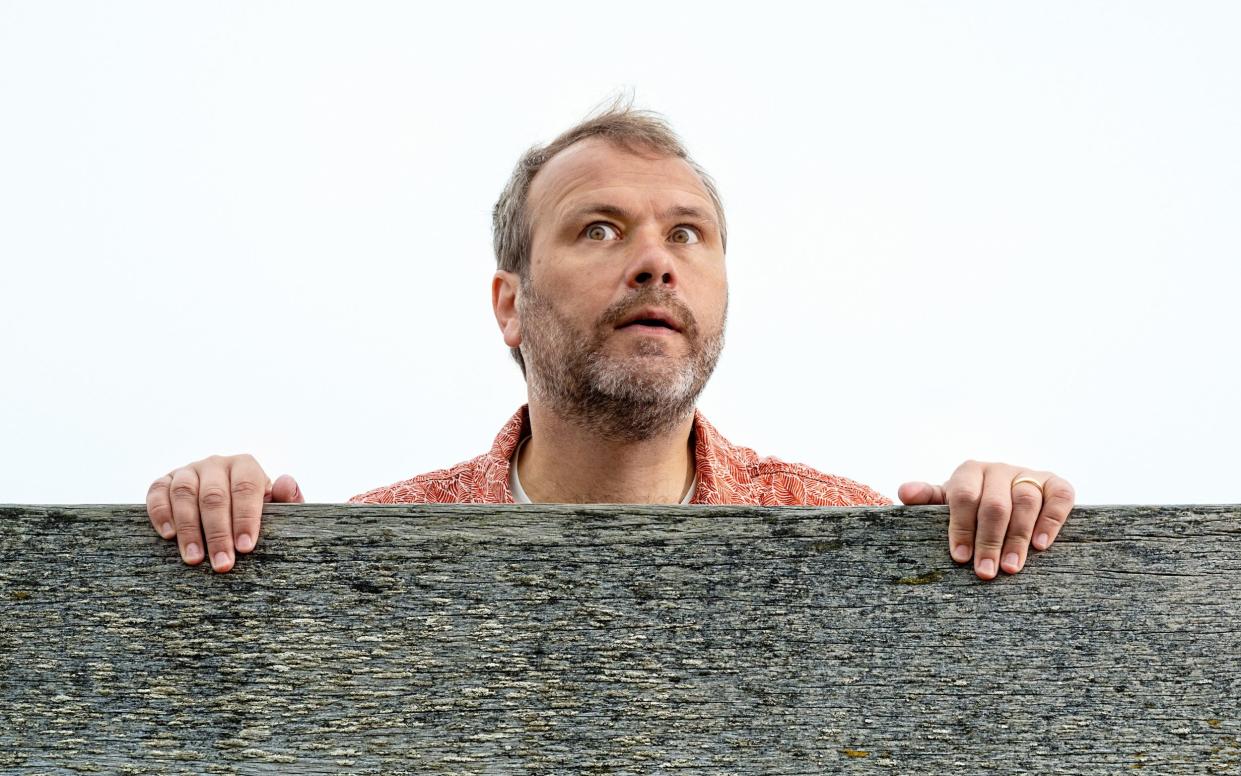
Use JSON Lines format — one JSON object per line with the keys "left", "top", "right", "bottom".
{"left": 1, "top": 1, "right": 1238, "bottom": 505}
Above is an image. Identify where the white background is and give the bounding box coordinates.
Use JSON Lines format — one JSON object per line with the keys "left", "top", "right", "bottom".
{"left": 2, "top": 1, "right": 1237, "bottom": 505}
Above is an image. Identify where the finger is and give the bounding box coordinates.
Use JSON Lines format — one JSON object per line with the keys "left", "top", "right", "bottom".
{"left": 169, "top": 467, "right": 205, "bottom": 565}
{"left": 1032, "top": 474, "right": 1076, "bottom": 550}
{"left": 898, "top": 481, "right": 945, "bottom": 505}
{"left": 196, "top": 457, "right": 235, "bottom": 573}
{"left": 1001, "top": 473, "right": 1047, "bottom": 574}
{"left": 229, "top": 456, "right": 267, "bottom": 555}
{"left": 945, "top": 462, "right": 984, "bottom": 566}
{"left": 972, "top": 467, "right": 1015, "bottom": 580}
{"left": 146, "top": 473, "right": 177, "bottom": 539}
{"left": 271, "top": 474, "right": 304, "bottom": 504}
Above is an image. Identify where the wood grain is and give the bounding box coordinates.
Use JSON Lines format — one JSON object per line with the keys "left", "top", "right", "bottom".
{"left": 1, "top": 503, "right": 1238, "bottom": 774}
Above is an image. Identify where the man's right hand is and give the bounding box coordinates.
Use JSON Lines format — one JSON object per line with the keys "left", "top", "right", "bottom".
{"left": 146, "top": 455, "right": 303, "bottom": 573}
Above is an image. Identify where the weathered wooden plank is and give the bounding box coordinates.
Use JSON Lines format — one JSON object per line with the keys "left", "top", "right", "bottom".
{"left": 0, "top": 503, "right": 1238, "bottom": 774}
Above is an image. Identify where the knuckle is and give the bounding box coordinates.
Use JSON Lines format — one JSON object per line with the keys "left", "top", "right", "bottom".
{"left": 1040, "top": 508, "right": 1070, "bottom": 528}
{"left": 948, "top": 528, "right": 974, "bottom": 544}
{"left": 1046, "top": 482, "right": 1075, "bottom": 506}
{"left": 947, "top": 487, "right": 980, "bottom": 510}
{"left": 203, "top": 526, "right": 233, "bottom": 545}
{"left": 147, "top": 476, "right": 171, "bottom": 495}
{"left": 978, "top": 497, "right": 1009, "bottom": 521}
{"left": 1012, "top": 489, "right": 1041, "bottom": 511}
{"left": 976, "top": 535, "right": 1005, "bottom": 551}
{"left": 230, "top": 479, "right": 263, "bottom": 499}
{"left": 230, "top": 501, "right": 262, "bottom": 523}
{"left": 1005, "top": 527, "right": 1032, "bottom": 545}
{"left": 198, "top": 487, "right": 230, "bottom": 510}
{"left": 170, "top": 482, "right": 198, "bottom": 502}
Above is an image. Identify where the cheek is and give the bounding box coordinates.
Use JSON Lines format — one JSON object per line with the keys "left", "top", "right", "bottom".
{"left": 692, "top": 256, "right": 727, "bottom": 292}
{"left": 691, "top": 274, "right": 728, "bottom": 329}
{"left": 536, "top": 262, "right": 602, "bottom": 309}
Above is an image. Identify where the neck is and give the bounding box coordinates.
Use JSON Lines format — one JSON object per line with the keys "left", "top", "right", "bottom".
{"left": 518, "top": 398, "right": 696, "bottom": 504}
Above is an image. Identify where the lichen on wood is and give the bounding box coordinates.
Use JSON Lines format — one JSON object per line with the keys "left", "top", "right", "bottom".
{"left": 0, "top": 502, "right": 1238, "bottom": 774}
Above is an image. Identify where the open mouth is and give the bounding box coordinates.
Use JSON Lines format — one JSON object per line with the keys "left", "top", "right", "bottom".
{"left": 615, "top": 308, "right": 684, "bottom": 333}
{"left": 620, "top": 318, "right": 677, "bottom": 330}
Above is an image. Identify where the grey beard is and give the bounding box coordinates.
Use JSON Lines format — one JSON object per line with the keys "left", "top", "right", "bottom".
{"left": 519, "top": 283, "right": 725, "bottom": 443}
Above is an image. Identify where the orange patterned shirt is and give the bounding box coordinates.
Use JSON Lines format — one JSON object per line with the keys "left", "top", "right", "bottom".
{"left": 349, "top": 405, "right": 892, "bottom": 507}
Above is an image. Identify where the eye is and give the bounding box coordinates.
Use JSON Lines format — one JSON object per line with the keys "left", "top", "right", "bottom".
{"left": 669, "top": 225, "right": 701, "bottom": 245}
{"left": 584, "top": 222, "right": 621, "bottom": 241}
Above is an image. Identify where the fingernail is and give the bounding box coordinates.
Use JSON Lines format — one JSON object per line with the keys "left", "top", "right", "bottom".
{"left": 978, "top": 558, "right": 996, "bottom": 577}
{"left": 160, "top": 522, "right": 174, "bottom": 538}
{"left": 236, "top": 533, "right": 254, "bottom": 552}
{"left": 1003, "top": 552, "right": 1019, "bottom": 570}
{"left": 185, "top": 542, "right": 201, "bottom": 563}
{"left": 213, "top": 552, "right": 229, "bottom": 571}
{"left": 1035, "top": 532, "right": 1049, "bottom": 550}
{"left": 952, "top": 544, "right": 970, "bottom": 562}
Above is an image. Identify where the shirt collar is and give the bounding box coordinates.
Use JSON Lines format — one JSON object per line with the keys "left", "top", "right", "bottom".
{"left": 488, "top": 404, "right": 720, "bottom": 504}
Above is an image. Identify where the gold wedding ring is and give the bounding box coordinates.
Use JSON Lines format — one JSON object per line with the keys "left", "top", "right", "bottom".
{"left": 1011, "top": 476, "right": 1044, "bottom": 490}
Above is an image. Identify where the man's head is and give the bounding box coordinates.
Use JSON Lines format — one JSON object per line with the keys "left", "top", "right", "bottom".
{"left": 491, "top": 103, "right": 729, "bottom": 441}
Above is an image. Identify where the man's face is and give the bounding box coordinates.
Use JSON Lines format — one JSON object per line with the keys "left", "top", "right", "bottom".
{"left": 515, "top": 137, "right": 728, "bottom": 440}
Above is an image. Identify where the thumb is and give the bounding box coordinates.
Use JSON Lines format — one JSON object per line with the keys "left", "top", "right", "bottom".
{"left": 898, "top": 481, "right": 946, "bottom": 505}
{"left": 271, "top": 474, "right": 305, "bottom": 503}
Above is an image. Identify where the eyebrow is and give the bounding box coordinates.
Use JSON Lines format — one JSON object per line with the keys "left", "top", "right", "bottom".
{"left": 567, "top": 203, "right": 718, "bottom": 228}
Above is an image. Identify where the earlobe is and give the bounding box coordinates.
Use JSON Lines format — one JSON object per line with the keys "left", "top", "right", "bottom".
{"left": 492, "top": 271, "right": 522, "bottom": 348}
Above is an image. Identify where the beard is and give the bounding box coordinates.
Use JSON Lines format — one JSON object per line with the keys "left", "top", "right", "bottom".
{"left": 518, "top": 280, "right": 726, "bottom": 442}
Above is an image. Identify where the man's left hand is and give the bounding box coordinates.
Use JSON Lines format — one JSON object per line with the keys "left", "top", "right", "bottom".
{"left": 897, "top": 461, "right": 1076, "bottom": 580}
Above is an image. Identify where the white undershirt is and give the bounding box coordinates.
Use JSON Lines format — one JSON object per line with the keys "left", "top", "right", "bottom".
{"left": 509, "top": 435, "right": 697, "bottom": 504}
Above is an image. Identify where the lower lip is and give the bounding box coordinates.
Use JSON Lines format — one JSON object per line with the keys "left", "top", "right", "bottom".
{"left": 619, "top": 324, "right": 680, "bottom": 336}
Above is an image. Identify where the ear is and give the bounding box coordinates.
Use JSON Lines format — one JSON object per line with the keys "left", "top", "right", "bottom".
{"left": 492, "top": 270, "right": 522, "bottom": 348}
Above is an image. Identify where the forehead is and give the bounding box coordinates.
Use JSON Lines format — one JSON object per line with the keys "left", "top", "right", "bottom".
{"left": 526, "top": 136, "right": 714, "bottom": 228}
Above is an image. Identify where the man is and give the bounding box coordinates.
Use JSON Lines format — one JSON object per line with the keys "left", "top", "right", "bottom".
{"left": 145, "top": 105, "right": 1075, "bottom": 581}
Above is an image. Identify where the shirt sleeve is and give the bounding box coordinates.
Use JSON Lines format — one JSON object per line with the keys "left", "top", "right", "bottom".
{"left": 796, "top": 469, "right": 893, "bottom": 507}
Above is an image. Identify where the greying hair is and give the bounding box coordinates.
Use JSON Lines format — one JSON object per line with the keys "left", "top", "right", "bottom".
{"left": 493, "top": 99, "right": 727, "bottom": 375}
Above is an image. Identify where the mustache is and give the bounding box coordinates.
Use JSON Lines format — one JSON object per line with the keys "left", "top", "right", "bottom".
{"left": 597, "top": 288, "right": 698, "bottom": 335}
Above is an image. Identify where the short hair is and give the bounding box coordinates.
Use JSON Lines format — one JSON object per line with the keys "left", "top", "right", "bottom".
{"left": 493, "top": 99, "right": 728, "bottom": 375}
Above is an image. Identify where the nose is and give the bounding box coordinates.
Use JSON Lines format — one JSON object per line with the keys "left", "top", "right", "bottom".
{"left": 626, "top": 231, "right": 677, "bottom": 290}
